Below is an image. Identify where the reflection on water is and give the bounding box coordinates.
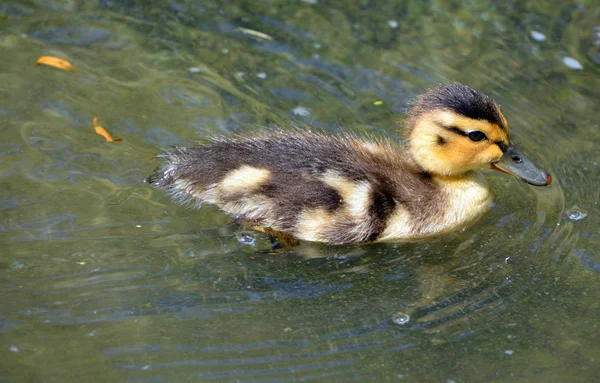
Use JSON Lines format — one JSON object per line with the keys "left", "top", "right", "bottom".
{"left": 1, "top": 0, "right": 599, "bottom": 382}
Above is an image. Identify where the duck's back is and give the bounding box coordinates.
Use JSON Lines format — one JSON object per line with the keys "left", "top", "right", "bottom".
{"left": 148, "top": 131, "right": 446, "bottom": 244}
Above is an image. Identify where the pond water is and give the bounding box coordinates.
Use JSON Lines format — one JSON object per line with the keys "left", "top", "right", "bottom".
{"left": 1, "top": 1, "right": 599, "bottom": 382}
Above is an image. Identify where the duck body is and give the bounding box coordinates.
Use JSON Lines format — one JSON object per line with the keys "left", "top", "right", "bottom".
{"left": 148, "top": 84, "right": 550, "bottom": 245}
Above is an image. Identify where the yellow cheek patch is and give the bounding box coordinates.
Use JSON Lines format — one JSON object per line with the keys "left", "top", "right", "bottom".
{"left": 481, "top": 145, "right": 503, "bottom": 163}
{"left": 219, "top": 166, "right": 271, "bottom": 195}
{"left": 409, "top": 110, "right": 513, "bottom": 175}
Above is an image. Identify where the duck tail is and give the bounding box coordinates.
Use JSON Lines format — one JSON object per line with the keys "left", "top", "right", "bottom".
{"left": 146, "top": 147, "right": 216, "bottom": 207}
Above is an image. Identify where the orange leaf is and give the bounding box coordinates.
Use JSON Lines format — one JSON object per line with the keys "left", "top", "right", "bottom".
{"left": 93, "top": 116, "right": 122, "bottom": 142}
{"left": 36, "top": 56, "right": 75, "bottom": 72}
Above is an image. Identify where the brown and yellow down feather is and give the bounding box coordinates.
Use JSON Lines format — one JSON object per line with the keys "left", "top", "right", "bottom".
{"left": 147, "top": 83, "right": 539, "bottom": 245}
{"left": 148, "top": 131, "right": 465, "bottom": 244}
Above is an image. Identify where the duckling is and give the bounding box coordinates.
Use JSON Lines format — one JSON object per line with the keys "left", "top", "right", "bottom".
{"left": 147, "top": 84, "right": 551, "bottom": 245}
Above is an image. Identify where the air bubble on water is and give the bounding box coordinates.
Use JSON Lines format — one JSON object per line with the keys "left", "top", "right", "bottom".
{"left": 10, "top": 262, "right": 24, "bottom": 269}
{"left": 292, "top": 106, "right": 311, "bottom": 116}
{"left": 392, "top": 312, "right": 410, "bottom": 325}
{"left": 236, "top": 232, "right": 256, "bottom": 246}
{"left": 562, "top": 57, "right": 583, "bottom": 70}
{"left": 566, "top": 209, "right": 587, "bottom": 221}
{"left": 530, "top": 31, "right": 546, "bottom": 42}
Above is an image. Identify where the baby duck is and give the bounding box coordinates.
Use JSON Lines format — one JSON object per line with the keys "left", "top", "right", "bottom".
{"left": 148, "top": 84, "right": 551, "bottom": 245}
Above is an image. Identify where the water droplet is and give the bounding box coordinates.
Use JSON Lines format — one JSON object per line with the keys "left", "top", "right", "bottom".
{"left": 256, "top": 72, "right": 267, "bottom": 79}
{"left": 566, "top": 209, "right": 587, "bottom": 221}
{"left": 562, "top": 57, "right": 583, "bottom": 70}
{"left": 392, "top": 312, "right": 410, "bottom": 325}
{"left": 9, "top": 345, "right": 19, "bottom": 353}
{"left": 530, "top": 31, "right": 546, "bottom": 42}
{"left": 504, "top": 349, "right": 514, "bottom": 355}
{"left": 292, "top": 106, "right": 311, "bottom": 116}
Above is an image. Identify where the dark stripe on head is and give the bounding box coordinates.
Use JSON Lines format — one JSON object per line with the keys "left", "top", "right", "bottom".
{"left": 439, "top": 124, "right": 468, "bottom": 137}
{"left": 495, "top": 141, "right": 508, "bottom": 152}
{"left": 410, "top": 84, "right": 508, "bottom": 132}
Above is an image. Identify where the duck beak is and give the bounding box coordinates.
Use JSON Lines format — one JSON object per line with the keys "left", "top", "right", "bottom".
{"left": 491, "top": 146, "right": 552, "bottom": 186}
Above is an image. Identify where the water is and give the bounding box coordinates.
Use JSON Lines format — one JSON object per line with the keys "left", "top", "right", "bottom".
{"left": 1, "top": 1, "right": 599, "bottom": 382}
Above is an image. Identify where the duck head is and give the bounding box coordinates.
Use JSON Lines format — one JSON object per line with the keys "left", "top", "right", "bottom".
{"left": 405, "top": 83, "right": 551, "bottom": 186}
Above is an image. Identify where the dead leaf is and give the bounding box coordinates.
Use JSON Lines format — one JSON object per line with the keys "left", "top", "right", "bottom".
{"left": 93, "top": 116, "right": 122, "bottom": 142}
{"left": 234, "top": 27, "right": 273, "bottom": 41}
{"left": 36, "top": 56, "right": 75, "bottom": 72}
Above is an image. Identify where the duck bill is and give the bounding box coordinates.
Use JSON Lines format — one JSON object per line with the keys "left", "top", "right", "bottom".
{"left": 491, "top": 146, "right": 552, "bottom": 186}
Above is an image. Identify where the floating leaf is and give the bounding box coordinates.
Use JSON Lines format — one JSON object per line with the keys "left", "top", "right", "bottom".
{"left": 93, "top": 116, "right": 122, "bottom": 142}
{"left": 36, "top": 56, "right": 75, "bottom": 72}
{"left": 234, "top": 27, "right": 273, "bottom": 41}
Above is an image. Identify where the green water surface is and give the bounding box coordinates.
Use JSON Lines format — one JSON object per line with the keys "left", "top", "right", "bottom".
{"left": 1, "top": 1, "right": 599, "bottom": 382}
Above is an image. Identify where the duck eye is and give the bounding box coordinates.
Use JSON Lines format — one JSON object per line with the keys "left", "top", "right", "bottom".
{"left": 467, "top": 131, "right": 487, "bottom": 142}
